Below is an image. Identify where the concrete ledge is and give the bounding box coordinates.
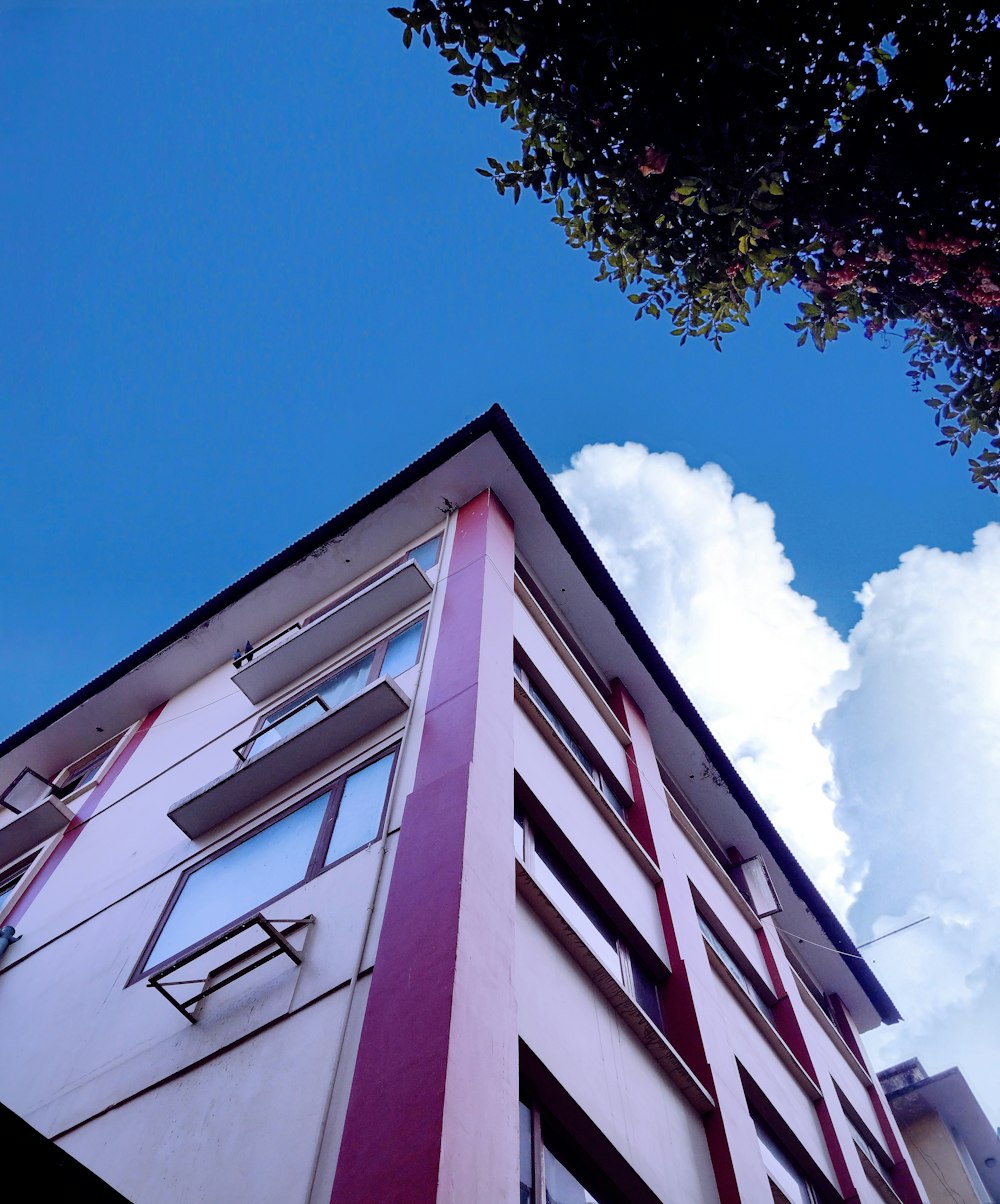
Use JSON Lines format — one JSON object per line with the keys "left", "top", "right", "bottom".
{"left": 0, "top": 797, "right": 72, "bottom": 866}
{"left": 168, "top": 677, "right": 409, "bottom": 839}
{"left": 233, "top": 560, "right": 431, "bottom": 704}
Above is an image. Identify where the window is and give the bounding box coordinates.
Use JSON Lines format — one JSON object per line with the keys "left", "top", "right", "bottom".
{"left": 139, "top": 748, "right": 398, "bottom": 976}
{"left": 0, "top": 856, "right": 34, "bottom": 917}
{"left": 240, "top": 617, "right": 426, "bottom": 761}
{"left": 513, "top": 660, "right": 626, "bottom": 820}
{"left": 57, "top": 733, "right": 122, "bottom": 795}
{"left": 303, "top": 532, "right": 442, "bottom": 627}
{"left": 408, "top": 533, "right": 442, "bottom": 571}
{"left": 698, "top": 912, "right": 775, "bottom": 1021}
{"left": 845, "top": 1112, "right": 894, "bottom": 1191}
{"left": 520, "top": 1099, "right": 609, "bottom": 1204}
{"left": 754, "top": 1117, "right": 821, "bottom": 1204}
{"left": 515, "top": 810, "right": 662, "bottom": 1027}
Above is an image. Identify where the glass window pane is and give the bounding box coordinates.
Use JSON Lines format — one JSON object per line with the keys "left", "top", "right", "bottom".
{"left": 631, "top": 957, "right": 663, "bottom": 1028}
{"left": 249, "top": 698, "right": 327, "bottom": 757}
{"left": 543, "top": 1144, "right": 603, "bottom": 1204}
{"left": 381, "top": 618, "right": 425, "bottom": 679}
{"left": 325, "top": 753, "right": 394, "bottom": 865}
{"left": 699, "top": 915, "right": 772, "bottom": 1017}
{"left": 755, "top": 1121, "right": 815, "bottom": 1204}
{"left": 409, "top": 534, "right": 441, "bottom": 570}
{"left": 60, "top": 736, "right": 118, "bottom": 791}
{"left": 514, "top": 810, "right": 525, "bottom": 858}
{"left": 146, "top": 794, "right": 329, "bottom": 970}
{"left": 522, "top": 675, "right": 600, "bottom": 787}
{"left": 599, "top": 776, "right": 627, "bottom": 820}
{"left": 318, "top": 652, "right": 376, "bottom": 709}
{"left": 519, "top": 1102, "right": 535, "bottom": 1204}
{"left": 0, "top": 867, "right": 26, "bottom": 914}
{"left": 534, "top": 839, "right": 621, "bottom": 981}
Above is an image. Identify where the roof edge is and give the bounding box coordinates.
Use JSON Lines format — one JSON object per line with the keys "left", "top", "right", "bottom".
{"left": 1, "top": 404, "right": 899, "bottom": 1023}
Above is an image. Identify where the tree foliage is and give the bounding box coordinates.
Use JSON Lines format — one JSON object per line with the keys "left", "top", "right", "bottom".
{"left": 391, "top": 1, "right": 1000, "bottom": 488}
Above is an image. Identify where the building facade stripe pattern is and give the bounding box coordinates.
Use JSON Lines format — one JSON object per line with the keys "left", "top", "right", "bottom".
{"left": 0, "top": 409, "right": 940, "bottom": 1204}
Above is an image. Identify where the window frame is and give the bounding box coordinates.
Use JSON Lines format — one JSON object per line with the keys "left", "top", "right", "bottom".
{"left": 238, "top": 614, "right": 428, "bottom": 763}
{"left": 836, "top": 1095, "right": 897, "bottom": 1195}
{"left": 133, "top": 744, "right": 400, "bottom": 982}
{"left": 519, "top": 1096, "right": 619, "bottom": 1204}
{"left": 513, "top": 658, "right": 629, "bottom": 820}
{"left": 697, "top": 909, "right": 777, "bottom": 1023}
{"left": 753, "top": 1114, "right": 823, "bottom": 1204}
{"left": 300, "top": 532, "right": 443, "bottom": 628}
{"left": 0, "top": 853, "right": 37, "bottom": 920}
{"left": 51, "top": 731, "right": 127, "bottom": 800}
{"left": 515, "top": 807, "right": 664, "bottom": 1029}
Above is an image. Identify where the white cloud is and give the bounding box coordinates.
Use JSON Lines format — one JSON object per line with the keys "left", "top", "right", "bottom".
{"left": 553, "top": 443, "right": 852, "bottom": 911}
{"left": 822, "top": 528, "right": 1000, "bottom": 1113}
{"left": 554, "top": 442, "right": 1000, "bottom": 1122}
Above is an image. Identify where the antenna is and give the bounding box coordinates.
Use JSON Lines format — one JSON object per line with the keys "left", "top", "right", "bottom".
{"left": 856, "top": 916, "right": 930, "bottom": 950}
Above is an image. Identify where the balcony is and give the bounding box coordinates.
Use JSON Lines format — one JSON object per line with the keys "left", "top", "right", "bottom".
{"left": 232, "top": 559, "right": 432, "bottom": 704}
{"left": 0, "top": 770, "right": 74, "bottom": 864}
{"left": 167, "top": 676, "right": 410, "bottom": 839}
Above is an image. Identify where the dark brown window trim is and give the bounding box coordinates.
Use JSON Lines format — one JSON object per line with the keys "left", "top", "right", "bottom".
{"left": 130, "top": 745, "right": 399, "bottom": 985}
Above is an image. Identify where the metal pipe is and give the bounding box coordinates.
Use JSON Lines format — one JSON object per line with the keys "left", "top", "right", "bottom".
{"left": 0, "top": 925, "right": 22, "bottom": 964}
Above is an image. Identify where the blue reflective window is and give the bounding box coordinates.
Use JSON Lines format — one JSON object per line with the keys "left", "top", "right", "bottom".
{"left": 144, "top": 749, "right": 398, "bottom": 974}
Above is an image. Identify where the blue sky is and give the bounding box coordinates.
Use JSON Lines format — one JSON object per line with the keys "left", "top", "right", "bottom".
{"left": 2, "top": 2, "right": 995, "bottom": 740}
{"left": 3, "top": 0, "right": 1000, "bottom": 1123}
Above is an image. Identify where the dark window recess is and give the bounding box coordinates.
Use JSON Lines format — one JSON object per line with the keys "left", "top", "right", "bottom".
{"left": 514, "top": 558, "right": 610, "bottom": 699}
{"left": 517, "top": 809, "right": 663, "bottom": 1030}
{"left": 515, "top": 1098, "right": 649, "bottom": 1204}
{"left": 239, "top": 617, "right": 425, "bottom": 762}
{"left": 698, "top": 913, "right": 776, "bottom": 1023}
{"left": 514, "top": 660, "right": 627, "bottom": 820}
{"left": 754, "top": 1116, "right": 822, "bottom": 1204}
{"left": 0, "top": 855, "right": 34, "bottom": 915}
{"left": 139, "top": 747, "right": 398, "bottom": 978}
{"left": 520, "top": 1099, "right": 616, "bottom": 1204}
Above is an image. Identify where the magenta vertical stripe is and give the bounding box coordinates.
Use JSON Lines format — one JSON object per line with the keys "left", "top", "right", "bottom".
{"left": 610, "top": 680, "right": 747, "bottom": 1204}
{"left": 330, "top": 492, "right": 518, "bottom": 1203}
{"left": 6, "top": 705, "right": 165, "bottom": 927}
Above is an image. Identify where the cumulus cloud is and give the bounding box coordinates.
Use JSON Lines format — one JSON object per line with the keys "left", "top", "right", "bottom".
{"left": 554, "top": 442, "right": 1000, "bottom": 1120}
{"left": 823, "top": 528, "right": 1000, "bottom": 1110}
{"left": 553, "top": 443, "right": 852, "bottom": 911}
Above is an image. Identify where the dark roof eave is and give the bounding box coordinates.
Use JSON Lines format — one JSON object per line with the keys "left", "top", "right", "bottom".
{"left": 0, "top": 405, "right": 900, "bottom": 1024}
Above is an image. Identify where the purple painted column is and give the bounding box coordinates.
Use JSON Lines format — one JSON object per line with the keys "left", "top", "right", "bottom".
{"left": 610, "top": 681, "right": 754, "bottom": 1204}
{"left": 330, "top": 490, "right": 519, "bottom": 1204}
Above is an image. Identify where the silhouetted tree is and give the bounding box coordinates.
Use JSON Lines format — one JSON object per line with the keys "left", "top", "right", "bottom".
{"left": 393, "top": 2, "right": 1000, "bottom": 488}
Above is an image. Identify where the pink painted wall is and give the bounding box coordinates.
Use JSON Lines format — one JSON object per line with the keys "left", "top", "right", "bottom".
{"left": 331, "top": 491, "right": 519, "bottom": 1203}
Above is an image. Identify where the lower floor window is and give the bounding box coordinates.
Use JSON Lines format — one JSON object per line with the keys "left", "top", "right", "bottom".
{"left": 515, "top": 809, "right": 664, "bottom": 1029}
{"left": 138, "top": 747, "right": 398, "bottom": 976}
{"left": 754, "top": 1117, "right": 821, "bottom": 1204}
{"left": 0, "top": 855, "right": 34, "bottom": 917}
{"left": 520, "top": 1100, "right": 607, "bottom": 1204}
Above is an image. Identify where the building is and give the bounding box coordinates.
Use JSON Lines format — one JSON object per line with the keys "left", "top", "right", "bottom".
{"left": 878, "top": 1060, "right": 1000, "bottom": 1204}
{"left": 0, "top": 406, "right": 930, "bottom": 1203}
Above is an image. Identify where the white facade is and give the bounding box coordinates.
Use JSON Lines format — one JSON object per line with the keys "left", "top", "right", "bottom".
{"left": 0, "top": 409, "right": 929, "bottom": 1203}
